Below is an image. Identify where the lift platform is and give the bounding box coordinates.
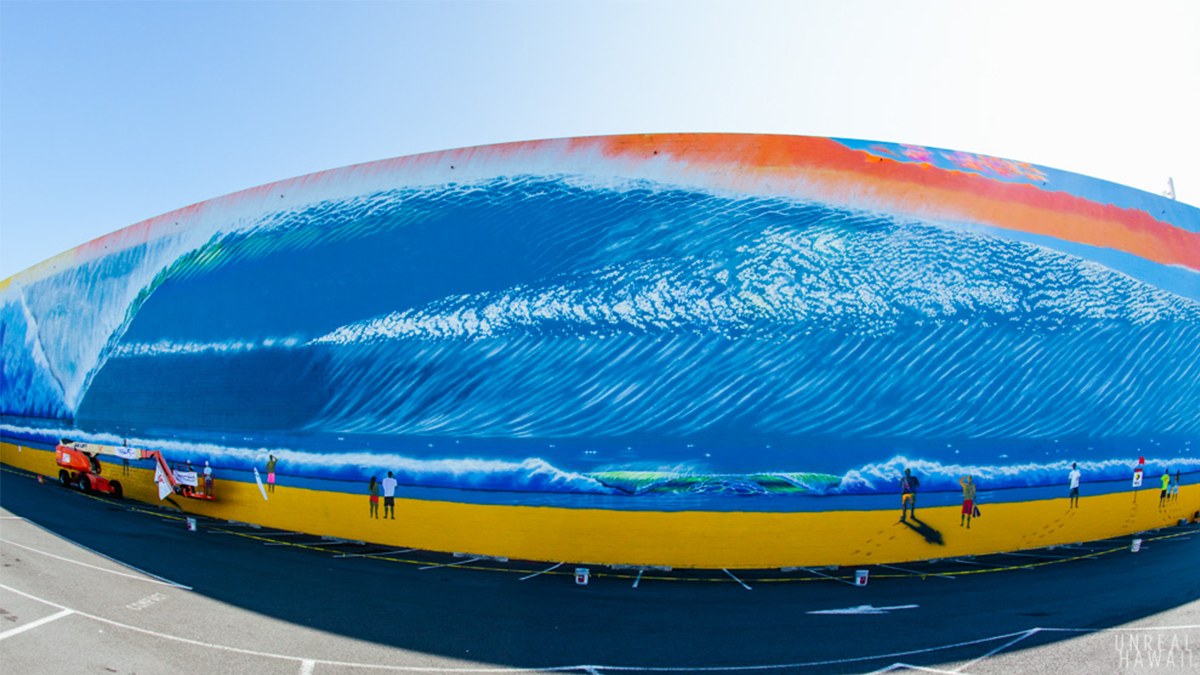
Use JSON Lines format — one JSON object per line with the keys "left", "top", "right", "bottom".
{"left": 55, "top": 439, "right": 216, "bottom": 501}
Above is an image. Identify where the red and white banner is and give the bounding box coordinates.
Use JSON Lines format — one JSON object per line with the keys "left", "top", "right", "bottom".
{"left": 154, "top": 462, "right": 172, "bottom": 500}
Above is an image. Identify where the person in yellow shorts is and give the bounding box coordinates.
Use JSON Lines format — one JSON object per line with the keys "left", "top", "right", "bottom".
{"left": 900, "top": 468, "right": 919, "bottom": 521}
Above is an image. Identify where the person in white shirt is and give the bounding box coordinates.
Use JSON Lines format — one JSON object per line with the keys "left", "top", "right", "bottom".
{"left": 1068, "top": 463, "right": 1081, "bottom": 508}
{"left": 382, "top": 471, "right": 398, "bottom": 519}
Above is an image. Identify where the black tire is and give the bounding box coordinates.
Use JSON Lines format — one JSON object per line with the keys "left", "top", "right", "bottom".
{"left": 110, "top": 481, "right": 123, "bottom": 500}
{"left": 59, "top": 470, "right": 71, "bottom": 487}
{"left": 78, "top": 475, "right": 91, "bottom": 493}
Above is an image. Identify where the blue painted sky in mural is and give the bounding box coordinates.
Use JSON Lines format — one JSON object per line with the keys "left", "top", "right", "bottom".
{"left": 2, "top": 1, "right": 1199, "bottom": 279}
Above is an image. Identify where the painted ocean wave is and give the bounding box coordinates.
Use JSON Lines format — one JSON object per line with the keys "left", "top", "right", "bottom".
{"left": 3, "top": 175, "right": 1199, "bottom": 497}
{"left": 832, "top": 454, "right": 1200, "bottom": 495}
{"left": 3, "top": 423, "right": 1195, "bottom": 499}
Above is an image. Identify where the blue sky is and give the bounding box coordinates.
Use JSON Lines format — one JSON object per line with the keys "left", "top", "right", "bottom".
{"left": 3, "top": 1, "right": 1198, "bottom": 279}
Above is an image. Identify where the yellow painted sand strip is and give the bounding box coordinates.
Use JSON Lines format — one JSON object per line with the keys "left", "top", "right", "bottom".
{"left": 4, "top": 442, "right": 1196, "bottom": 569}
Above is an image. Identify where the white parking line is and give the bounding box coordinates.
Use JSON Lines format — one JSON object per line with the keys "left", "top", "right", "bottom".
{"left": 9, "top": 517, "right": 193, "bottom": 589}
{"left": 519, "top": 562, "right": 563, "bottom": 581}
{"left": 300, "top": 659, "right": 316, "bottom": 675}
{"left": 0, "top": 538, "right": 191, "bottom": 590}
{"left": 0, "top": 608, "right": 74, "bottom": 641}
{"left": 722, "top": 569, "right": 751, "bottom": 591}
{"left": 877, "top": 564, "right": 955, "bottom": 579}
{"left": 868, "top": 664, "right": 961, "bottom": 674}
{"left": 336, "top": 548, "right": 416, "bottom": 559}
{"left": 998, "top": 552, "right": 1076, "bottom": 560}
{"left": 801, "top": 567, "right": 858, "bottom": 587}
{"left": 2, "top": 578, "right": 1197, "bottom": 673}
{"left": 419, "top": 556, "right": 483, "bottom": 571}
{"left": 950, "top": 628, "right": 1040, "bottom": 673}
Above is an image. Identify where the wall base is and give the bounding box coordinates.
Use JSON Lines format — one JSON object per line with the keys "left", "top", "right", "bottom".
{"left": 4, "top": 441, "right": 1195, "bottom": 569}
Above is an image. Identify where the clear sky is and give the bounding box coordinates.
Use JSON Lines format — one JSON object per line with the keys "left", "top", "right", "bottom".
{"left": 2, "top": 1, "right": 1198, "bottom": 279}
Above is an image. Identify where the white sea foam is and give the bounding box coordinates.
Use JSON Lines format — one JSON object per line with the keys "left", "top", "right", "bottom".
{"left": 112, "top": 336, "right": 305, "bottom": 359}
{"left": 835, "top": 454, "right": 1200, "bottom": 494}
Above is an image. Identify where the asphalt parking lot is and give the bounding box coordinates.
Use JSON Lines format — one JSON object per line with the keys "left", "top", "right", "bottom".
{"left": 1, "top": 465, "right": 1197, "bottom": 674}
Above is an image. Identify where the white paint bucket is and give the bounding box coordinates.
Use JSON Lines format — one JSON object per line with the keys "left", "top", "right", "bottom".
{"left": 575, "top": 568, "right": 589, "bottom": 585}
{"left": 1130, "top": 538, "right": 1142, "bottom": 552}
{"left": 187, "top": 517, "right": 197, "bottom": 532}
{"left": 855, "top": 570, "right": 869, "bottom": 586}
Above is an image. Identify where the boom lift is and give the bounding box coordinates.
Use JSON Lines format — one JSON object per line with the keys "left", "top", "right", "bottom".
{"left": 55, "top": 439, "right": 216, "bottom": 501}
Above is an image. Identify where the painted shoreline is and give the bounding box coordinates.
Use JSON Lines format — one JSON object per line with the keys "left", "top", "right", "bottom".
{"left": 6, "top": 441, "right": 1195, "bottom": 569}
{"left": 4, "top": 432, "right": 1194, "bottom": 513}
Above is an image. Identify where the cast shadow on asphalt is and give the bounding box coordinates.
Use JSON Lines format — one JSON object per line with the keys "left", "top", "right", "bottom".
{"left": 899, "top": 515, "right": 944, "bottom": 545}
{"left": 3, "top": 468, "right": 1198, "bottom": 674}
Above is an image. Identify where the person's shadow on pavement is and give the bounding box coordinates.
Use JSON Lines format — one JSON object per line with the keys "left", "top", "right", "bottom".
{"left": 900, "top": 515, "right": 945, "bottom": 545}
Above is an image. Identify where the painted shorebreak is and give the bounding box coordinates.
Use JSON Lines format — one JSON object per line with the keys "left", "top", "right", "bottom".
{"left": 2, "top": 134, "right": 1198, "bottom": 565}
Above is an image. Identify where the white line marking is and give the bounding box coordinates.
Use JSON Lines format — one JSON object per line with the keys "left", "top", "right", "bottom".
{"left": 300, "top": 659, "right": 316, "bottom": 675}
{"left": 998, "top": 552, "right": 1076, "bottom": 560}
{"left": 419, "top": 556, "right": 483, "bottom": 571}
{"left": 336, "top": 548, "right": 416, "bottom": 559}
{"left": 10, "top": 517, "right": 193, "bottom": 589}
{"left": 519, "top": 562, "right": 562, "bottom": 581}
{"left": 2, "top": 579, "right": 1196, "bottom": 673}
{"left": 1037, "top": 625, "right": 1200, "bottom": 633}
{"left": 951, "top": 628, "right": 1040, "bottom": 673}
{"left": 869, "top": 664, "right": 961, "bottom": 674}
{"left": 801, "top": 567, "right": 858, "bottom": 586}
{"left": 722, "top": 569, "right": 751, "bottom": 591}
{"left": 807, "top": 605, "right": 919, "bottom": 615}
{"left": 0, "top": 538, "right": 191, "bottom": 590}
{"left": 878, "top": 564, "right": 955, "bottom": 579}
{"left": 0, "top": 608, "right": 74, "bottom": 641}
{"left": 868, "top": 662, "right": 960, "bottom": 672}
{"left": 633, "top": 570, "right": 643, "bottom": 588}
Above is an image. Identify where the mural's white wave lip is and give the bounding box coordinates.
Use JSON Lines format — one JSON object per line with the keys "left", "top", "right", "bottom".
{"left": 113, "top": 336, "right": 306, "bottom": 359}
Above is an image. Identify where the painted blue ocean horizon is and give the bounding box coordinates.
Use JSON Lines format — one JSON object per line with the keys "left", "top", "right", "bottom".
{"left": 4, "top": 143, "right": 1199, "bottom": 510}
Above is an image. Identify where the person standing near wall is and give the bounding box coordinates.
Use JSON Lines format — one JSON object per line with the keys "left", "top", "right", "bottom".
{"left": 1068, "top": 462, "right": 1081, "bottom": 508}
{"left": 382, "top": 471, "right": 398, "bottom": 519}
{"left": 1160, "top": 470, "right": 1171, "bottom": 508}
{"left": 266, "top": 455, "right": 278, "bottom": 493}
{"left": 368, "top": 476, "right": 380, "bottom": 519}
{"left": 960, "top": 475, "right": 976, "bottom": 528}
{"left": 900, "top": 468, "right": 919, "bottom": 522}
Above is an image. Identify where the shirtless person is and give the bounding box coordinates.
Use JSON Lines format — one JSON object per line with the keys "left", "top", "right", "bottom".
{"left": 960, "top": 475, "right": 976, "bottom": 528}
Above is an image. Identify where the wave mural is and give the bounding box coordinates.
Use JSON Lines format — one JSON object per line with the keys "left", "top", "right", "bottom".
{"left": 2, "top": 135, "right": 1198, "bottom": 516}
